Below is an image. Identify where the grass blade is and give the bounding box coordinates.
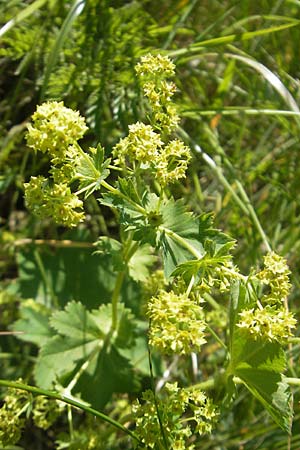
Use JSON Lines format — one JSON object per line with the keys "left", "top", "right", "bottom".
{"left": 169, "top": 19, "right": 300, "bottom": 57}
{"left": 40, "top": 0, "right": 86, "bottom": 100}
{"left": 0, "top": 0, "right": 48, "bottom": 38}
{"left": 225, "top": 53, "right": 300, "bottom": 113}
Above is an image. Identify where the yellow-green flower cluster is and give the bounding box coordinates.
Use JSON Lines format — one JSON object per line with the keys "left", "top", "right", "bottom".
{"left": 132, "top": 382, "right": 217, "bottom": 449}
{"left": 0, "top": 407, "right": 24, "bottom": 447}
{"left": 26, "top": 101, "right": 88, "bottom": 164}
{"left": 257, "top": 252, "right": 291, "bottom": 305}
{"left": 147, "top": 291, "right": 206, "bottom": 354}
{"left": 25, "top": 102, "right": 90, "bottom": 227}
{"left": 112, "top": 122, "right": 163, "bottom": 166}
{"left": 24, "top": 176, "right": 84, "bottom": 227}
{"left": 237, "top": 306, "right": 297, "bottom": 343}
{"left": 135, "top": 54, "right": 176, "bottom": 78}
{"left": 0, "top": 387, "right": 28, "bottom": 447}
{"left": 155, "top": 139, "right": 191, "bottom": 186}
{"left": 32, "top": 397, "right": 64, "bottom": 430}
{"left": 112, "top": 54, "right": 191, "bottom": 185}
{"left": 113, "top": 126, "right": 191, "bottom": 186}
{"left": 135, "top": 53, "right": 180, "bottom": 133}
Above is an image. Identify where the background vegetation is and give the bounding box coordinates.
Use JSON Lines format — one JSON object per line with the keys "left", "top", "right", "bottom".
{"left": 1, "top": 0, "right": 300, "bottom": 448}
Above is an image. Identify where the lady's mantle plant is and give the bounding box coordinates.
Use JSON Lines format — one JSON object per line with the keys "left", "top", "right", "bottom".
{"left": 1, "top": 54, "right": 296, "bottom": 448}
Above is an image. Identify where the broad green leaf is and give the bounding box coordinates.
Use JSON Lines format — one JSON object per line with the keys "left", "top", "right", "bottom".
{"left": 35, "top": 335, "right": 100, "bottom": 389}
{"left": 100, "top": 178, "right": 146, "bottom": 226}
{"left": 89, "top": 303, "right": 137, "bottom": 349}
{"left": 229, "top": 280, "right": 257, "bottom": 351}
{"left": 75, "top": 345, "right": 140, "bottom": 409}
{"left": 34, "top": 301, "right": 137, "bottom": 392}
{"left": 128, "top": 244, "right": 157, "bottom": 282}
{"left": 235, "top": 367, "right": 292, "bottom": 432}
{"left": 158, "top": 200, "right": 234, "bottom": 277}
{"left": 50, "top": 301, "right": 104, "bottom": 340}
{"left": 101, "top": 186, "right": 234, "bottom": 278}
{"left": 15, "top": 229, "right": 116, "bottom": 308}
{"left": 171, "top": 244, "right": 234, "bottom": 284}
{"left": 12, "top": 299, "right": 53, "bottom": 346}
{"left": 119, "top": 335, "right": 149, "bottom": 375}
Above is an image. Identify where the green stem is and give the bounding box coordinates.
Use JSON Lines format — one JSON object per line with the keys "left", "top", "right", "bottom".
{"left": 110, "top": 239, "right": 139, "bottom": 331}
{"left": 288, "top": 337, "right": 300, "bottom": 344}
{"left": 186, "top": 275, "right": 195, "bottom": 296}
{"left": 205, "top": 323, "right": 227, "bottom": 350}
{"left": 67, "top": 405, "right": 74, "bottom": 441}
{"left": 111, "top": 270, "right": 126, "bottom": 332}
{"left": 0, "top": 379, "right": 141, "bottom": 443}
{"left": 75, "top": 181, "right": 97, "bottom": 196}
{"left": 222, "top": 265, "right": 247, "bottom": 281}
{"left": 189, "top": 377, "right": 218, "bottom": 391}
{"left": 203, "top": 292, "right": 221, "bottom": 310}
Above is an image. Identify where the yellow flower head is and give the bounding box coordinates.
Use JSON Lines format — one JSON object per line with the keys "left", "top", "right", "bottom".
{"left": 26, "top": 101, "right": 87, "bottom": 164}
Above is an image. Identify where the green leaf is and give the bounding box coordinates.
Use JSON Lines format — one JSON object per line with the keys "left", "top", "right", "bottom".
{"left": 158, "top": 200, "right": 234, "bottom": 278}
{"left": 236, "top": 367, "right": 292, "bottom": 432}
{"left": 76, "top": 145, "right": 111, "bottom": 198}
{"left": 90, "top": 303, "right": 137, "bottom": 349}
{"left": 100, "top": 178, "right": 146, "bottom": 225}
{"left": 128, "top": 244, "right": 157, "bottom": 282}
{"left": 101, "top": 188, "right": 233, "bottom": 279}
{"left": 15, "top": 230, "right": 116, "bottom": 308}
{"left": 171, "top": 245, "right": 234, "bottom": 284}
{"left": 12, "top": 299, "right": 53, "bottom": 346}
{"left": 50, "top": 301, "right": 104, "bottom": 340}
{"left": 34, "top": 301, "right": 137, "bottom": 395}
{"left": 157, "top": 198, "right": 203, "bottom": 277}
{"left": 229, "top": 280, "right": 257, "bottom": 350}
{"left": 75, "top": 345, "right": 140, "bottom": 409}
{"left": 119, "top": 335, "right": 150, "bottom": 375}
{"left": 35, "top": 335, "right": 99, "bottom": 389}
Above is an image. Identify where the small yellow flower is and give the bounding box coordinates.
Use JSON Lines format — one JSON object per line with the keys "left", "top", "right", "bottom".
{"left": 147, "top": 291, "right": 206, "bottom": 354}
{"left": 257, "top": 252, "right": 291, "bottom": 304}
{"left": 135, "top": 53, "right": 175, "bottom": 78}
{"left": 237, "top": 306, "right": 297, "bottom": 343}
{"left": 135, "top": 53, "right": 179, "bottom": 133}
{"left": 112, "top": 121, "right": 163, "bottom": 166}
{"left": 132, "top": 383, "right": 217, "bottom": 448}
{"left": 24, "top": 177, "right": 84, "bottom": 227}
{"left": 155, "top": 139, "right": 191, "bottom": 186}
{"left": 26, "top": 101, "right": 87, "bottom": 164}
